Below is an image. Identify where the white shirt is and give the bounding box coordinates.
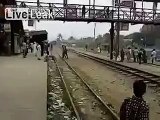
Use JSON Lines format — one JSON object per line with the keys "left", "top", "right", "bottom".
{"left": 151, "top": 51, "right": 157, "bottom": 58}
{"left": 37, "top": 45, "right": 41, "bottom": 51}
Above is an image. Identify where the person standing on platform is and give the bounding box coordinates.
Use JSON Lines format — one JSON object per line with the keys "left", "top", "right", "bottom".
{"left": 85, "top": 44, "right": 88, "bottom": 51}
{"left": 30, "top": 43, "right": 34, "bottom": 53}
{"left": 132, "top": 49, "right": 136, "bottom": 62}
{"left": 138, "top": 48, "right": 143, "bottom": 64}
{"left": 151, "top": 49, "right": 157, "bottom": 64}
{"left": 22, "top": 41, "right": 27, "bottom": 58}
{"left": 97, "top": 46, "right": 101, "bottom": 53}
{"left": 120, "top": 80, "right": 149, "bottom": 120}
{"left": 142, "top": 49, "right": 147, "bottom": 63}
{"left": 33, "top": 42, "right": 37, "bottom": 56}
{"left": 120, "top": 48, "right": 125, "bottom": 62}
{"left": 126, "top": 47, "right": 131, "bottom": 62}
{"left": 134, "top": 47, "right": 138, "bottom": 62}
{"left": 37, "top": 43, "right": 41, "bottom": 60}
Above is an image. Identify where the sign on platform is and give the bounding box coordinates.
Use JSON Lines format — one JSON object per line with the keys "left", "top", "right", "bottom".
{"left": 120, "top": 23, "right": 129, "bottom": 31}
{"left": 115, "top": 0, "right": 134, "bottom": 8}
{"left": 115, "top": 22, "right": 129, "bottom": 31}
{"left": 66, "top": 5, "right": 77, "bottom": 18}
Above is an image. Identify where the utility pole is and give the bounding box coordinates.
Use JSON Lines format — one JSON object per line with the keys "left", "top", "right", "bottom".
{"left": 115, "top": 22, "right": 120, "bottom": 60}
{"left": 115, "top": 0, "right": 120, "bottom": 60}
{"left": 93, "top": 0, "right": 96, "bottom": 17}
{"left": 89, "top": 0, "right": 91, "bottom": 17}
{"left": 93, "top": 0, "right": 96, "bottom": 41}
{"left": 94, "top": 22, "right": 96, "bottom": 41}
{"left": 37, "top": 0, "right": 40, "bottom": 7}
{"left": 110, "top": 22, "right": 114, "bottom": 60}
{"left": 93, "top": 0, "right": 95, "bottom": 6}
{"left": 153, "top": 1, "right": 157, "bottom": 19}
{"left": 109, "top": 0, "right": 115, "bottom": 60}
{"left": 64, "top": 0, "right": 67, "bottom": 6}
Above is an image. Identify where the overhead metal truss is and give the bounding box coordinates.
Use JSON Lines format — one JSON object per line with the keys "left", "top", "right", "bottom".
{"left": 16, "top": 1, "right": 160, "bottom": 25}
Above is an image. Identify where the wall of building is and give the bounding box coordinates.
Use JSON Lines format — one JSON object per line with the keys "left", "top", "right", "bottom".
{"left": 0, "top": 1, "right": 24, "bottom": 55}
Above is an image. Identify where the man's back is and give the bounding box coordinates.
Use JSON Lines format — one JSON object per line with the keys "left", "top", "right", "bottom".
{"left": 120, "top": 96, "right": 149, "bottom": 120}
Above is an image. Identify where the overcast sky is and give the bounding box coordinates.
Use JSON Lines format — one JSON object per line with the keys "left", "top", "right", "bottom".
{"left": 22, "top": 0, "right": 156, "bottom": 41}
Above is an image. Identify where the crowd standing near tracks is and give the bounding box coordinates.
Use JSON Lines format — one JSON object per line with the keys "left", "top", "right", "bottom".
{"left": 82, "top": 44, "right": 159, "bottom": 65}
{"left": 119, "top": 47, "right": 157, "bottom": 64}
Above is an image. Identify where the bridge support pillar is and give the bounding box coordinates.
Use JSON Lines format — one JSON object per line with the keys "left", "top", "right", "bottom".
{"left": 110, "top": 22, "right": 114, "bottom": 60}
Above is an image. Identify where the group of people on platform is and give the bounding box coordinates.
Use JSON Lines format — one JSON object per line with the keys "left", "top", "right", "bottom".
{"left": 120, "top": 47, "right": 157, "bottom": 64}
{"left": 21, "top": 41, "right": 53, "bottom": 60}
{"left": 21, "top": 41, "right": 42, "bottom": 60}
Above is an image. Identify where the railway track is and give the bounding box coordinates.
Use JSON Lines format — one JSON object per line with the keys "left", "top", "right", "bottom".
{"left": 55, "top": 53, "right": 120, "bottom": 120}
{"left": 47, "top": 59, "right": 79, "bottom": 120}
{"left": 71, "top": 50, "right": 160, "bottom": 86}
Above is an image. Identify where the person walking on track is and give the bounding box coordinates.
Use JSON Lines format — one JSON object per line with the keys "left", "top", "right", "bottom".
{"left": 120, "top": 80, "right": 149, "bottom": 120}
{"left": 62, "top": 45, "right": 68, "bottom": 59}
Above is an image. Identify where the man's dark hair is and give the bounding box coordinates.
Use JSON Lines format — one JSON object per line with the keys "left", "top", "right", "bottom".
{"left": 133, "top": 80, "right": 146, "bottom": 97}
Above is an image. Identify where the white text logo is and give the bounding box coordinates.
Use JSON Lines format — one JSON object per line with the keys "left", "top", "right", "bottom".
{"left": 5, "top": 7, "right": 55, "bottom": 20}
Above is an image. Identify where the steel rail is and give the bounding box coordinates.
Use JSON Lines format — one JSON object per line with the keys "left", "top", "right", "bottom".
{"left": 54, "top": 60, "right": 81, "bottom": 120}
{"left": 57, "top": 53, "right": 120, "bottom": 120}
{"left": 72, "top": 50, "right": 160, "bottom": 86}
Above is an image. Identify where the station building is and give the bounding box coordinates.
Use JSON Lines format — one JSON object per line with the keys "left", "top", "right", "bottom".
{"left": 0, "top": 0, "right": 24, "bottom": 55}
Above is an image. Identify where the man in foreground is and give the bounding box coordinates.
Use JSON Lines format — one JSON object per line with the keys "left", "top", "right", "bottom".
{"left": 120, "top": 80, "right": 149, "bottom": 120}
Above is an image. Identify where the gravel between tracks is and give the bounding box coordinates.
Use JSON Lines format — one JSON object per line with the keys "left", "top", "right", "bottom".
{"left": 57, "top": 55, "right": 114, "bottom": 120}
{"left": 61, "top": 50, "right": 160, "bottom": 120}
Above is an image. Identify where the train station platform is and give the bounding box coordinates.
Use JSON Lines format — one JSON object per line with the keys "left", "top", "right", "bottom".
{"left": 0, "top": 54, "right": 47, "bottom": 120}
{"left": 71, "top": 48, "right": 160, "bottom": 76}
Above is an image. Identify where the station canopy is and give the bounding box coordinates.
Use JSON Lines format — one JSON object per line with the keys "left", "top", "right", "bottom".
{"left": 28, "top": 30, "right": 48, "bottom": 44}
